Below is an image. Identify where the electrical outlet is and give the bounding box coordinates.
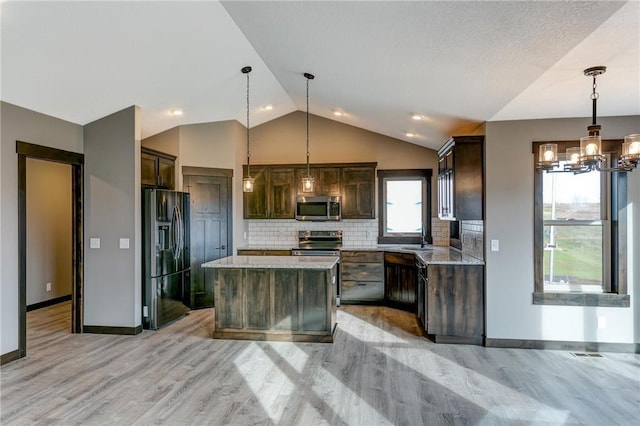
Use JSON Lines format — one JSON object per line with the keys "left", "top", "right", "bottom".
{"left": 90, "top": 238, "right": 100, "bottom": 249}
{"left": 46, "top": 282, "right": 52, "bottom": 292}
{"left": 491, "top": 239, "right": 500, "bottom": 252}
{"left": 119, "top": 238, "right": 130, "bottom": 249}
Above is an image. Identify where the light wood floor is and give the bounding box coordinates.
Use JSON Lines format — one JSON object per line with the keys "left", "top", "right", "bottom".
{"left": 1, "top": 302, "right": 639, "bottom": 425}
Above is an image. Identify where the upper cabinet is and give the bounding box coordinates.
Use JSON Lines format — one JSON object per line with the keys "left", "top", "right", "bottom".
{"left": 295, "top": 167, "right": 341, "bottom": 196}
{"left": 243, "top": 163, "right": 377, "bottom": 220}
{"left": 141, "top": 147, "right": 176, "bottom": 189}
{"left": 243, "top": 166, "right": 296, "bottom": 219}
{"left": 437, "top": 136, "right": 484, "bottom": 221}
{"left": 341, "top": 165, "right": 376, "bottom": 219}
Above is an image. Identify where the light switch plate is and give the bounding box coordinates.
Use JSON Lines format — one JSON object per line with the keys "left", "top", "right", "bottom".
{"left": 90, "top": 238, "right": 100, "bottom": 249}
{"left": 491, "top": 239, "right": 500, "bottom": 252}
{"left": 119, "top": 238, "right": 130, "bottom": 249}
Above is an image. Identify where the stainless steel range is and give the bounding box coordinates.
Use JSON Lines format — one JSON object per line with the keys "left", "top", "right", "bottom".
{"left": 291, "top": 230, "right": 342, "bottom": 256}
{"left": 291, "top": 230, "right": 342, "bottom": 305}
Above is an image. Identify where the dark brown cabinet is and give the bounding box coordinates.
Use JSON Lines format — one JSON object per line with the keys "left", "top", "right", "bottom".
{"left": 242, "top": 163, "right": 376, "bottom": 220}
{"left": 342, "top": 166, "right": 376, "bottom": 219}
{"left": 295, "top": 167, "right": 341, "bottom": 195}
{"left": 341, "top": 251, "right": 384, "bottom": 303}
{"left": 141, "top": 147, "right": 176, "bottom": 189}
{"left": 437, "top": 136, "right": 484, "bottom": 220}
{"left": 426, "top": 264, "right": 484, "bottom": 345}
{"left": 384, "top": 252, "right": 417, "bottom": 312}
{"left": 243, "top": 167, "right": 295, "bottom": 219}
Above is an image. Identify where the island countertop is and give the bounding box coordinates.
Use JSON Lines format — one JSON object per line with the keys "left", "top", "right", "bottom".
{"left": 202, "top": 255, "right": 339, "bottom": 269}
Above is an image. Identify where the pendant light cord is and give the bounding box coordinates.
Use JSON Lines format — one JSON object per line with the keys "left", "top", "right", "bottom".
{"left": 591, "top": 75, "right": 598, "bottom": 127}
{"left": 306, "top": 75, "right": 310, "bottom": 177}
{"left": 241, "top": 66, "right": 252, "bottom": 178}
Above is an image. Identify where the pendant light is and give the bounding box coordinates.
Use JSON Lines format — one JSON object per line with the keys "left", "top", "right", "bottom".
{"left": 301, "top": 72, "right": 316, "bottom": 193}
{"left": 242, "top": 66, "right": 255, "bottom": 192}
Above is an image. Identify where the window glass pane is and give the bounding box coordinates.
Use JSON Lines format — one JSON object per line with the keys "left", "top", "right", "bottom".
{"left": 386, "top": 180, "right": 422, "bottom": 233}
{"left": 543, "top": 164, "right": 601, "bottom": 220}
{"left": 543, "top": 224, "right": 603, "bottom": 292}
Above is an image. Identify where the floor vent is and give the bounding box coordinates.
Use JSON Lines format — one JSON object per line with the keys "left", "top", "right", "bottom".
{"left": 570, "top": 352, "right": 603, "bottom": 358}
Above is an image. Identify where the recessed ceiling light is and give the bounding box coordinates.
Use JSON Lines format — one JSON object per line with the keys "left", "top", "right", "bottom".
{"left": 332, "top": 109, "right": 344, "bottom": 117}
{"left": 169, "top": 109, "right": 183, "bottom": 116}
{"left": 263, "top": 104, "right": 273, "bottom": 111}
{"left": 405, "top": 132, "right": 416, "bottom": 138}
{"left": 411, "top": 113, "right": 423, "bottom": 121}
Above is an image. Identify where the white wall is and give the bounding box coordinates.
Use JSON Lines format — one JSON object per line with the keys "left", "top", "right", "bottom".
{"left": 26, "top": 158, "right": 72, "bottom": 305}
{"left": 83, "top": 106, "right": 141, "bottom": 328}
{"left": 486, "top": 115, "right": 640, "bottom": 344}
{"left": 1, "top": 102, "right": 83, "bottom": 356}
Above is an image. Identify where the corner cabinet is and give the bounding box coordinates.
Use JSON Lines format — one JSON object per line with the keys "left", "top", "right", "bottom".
{"left": 141, "top": 147, "right": 176, "bottom": 189}
{"left": 383, "top": 252, "right": 417, "bottom": 312}
{"left": 437, "top": 136, "right": 484, "bottom": 220}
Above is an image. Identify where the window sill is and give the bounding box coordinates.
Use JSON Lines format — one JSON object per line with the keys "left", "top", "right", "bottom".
{"left": 533, "top": 292, "right": 630, "bottom": 307}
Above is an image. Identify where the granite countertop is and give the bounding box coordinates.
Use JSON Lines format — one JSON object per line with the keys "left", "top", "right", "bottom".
{"left": 237, "top": 244, "right": 484, "bottom": 265}
{"left": 202, "top": 255, "right": 340, "bottom": 269}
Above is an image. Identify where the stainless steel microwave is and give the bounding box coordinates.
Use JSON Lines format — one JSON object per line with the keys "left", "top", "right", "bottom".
{"left": 295, "top": 195, "right": 341, "bottom": 221}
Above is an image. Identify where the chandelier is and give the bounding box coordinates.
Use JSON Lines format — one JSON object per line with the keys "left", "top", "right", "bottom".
{"left": 537, "top": 66, "right": 639, "bottom": 173}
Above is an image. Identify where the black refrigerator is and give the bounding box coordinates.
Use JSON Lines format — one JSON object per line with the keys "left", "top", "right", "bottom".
{"left": 142, "top": 189, "right": 190, "bottom": 330}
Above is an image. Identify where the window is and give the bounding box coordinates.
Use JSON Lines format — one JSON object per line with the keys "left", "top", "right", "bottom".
{"left": 377, "top": 170, "right": 432, "bottom": 245}
{"left": 533, "top": 140, "right": 629, "bottom": 307}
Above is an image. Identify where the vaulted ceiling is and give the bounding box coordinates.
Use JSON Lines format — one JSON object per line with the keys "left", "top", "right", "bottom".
{"left": 2, "top": 1, "right": 638, "bottom": 150}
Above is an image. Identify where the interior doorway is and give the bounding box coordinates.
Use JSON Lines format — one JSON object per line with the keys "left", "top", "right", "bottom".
{"left": 183, "top": 166, "right": 233, "bottom": 309}
{"left": 17, "top": 141, "right": 84, "bottom": 359}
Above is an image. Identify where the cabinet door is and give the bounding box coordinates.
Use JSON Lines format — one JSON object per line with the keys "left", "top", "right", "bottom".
{"left": 243, "top": 166, "right": 268, "bottom": 219}
{"left": 342, "top": 167, "right": 375, "bottom": 219}
{"left": 295, "top": 167, "right": 341, "bottom": 195}
{"left": 269, "top": 168, "right": 295, "bottom": 218}
{"left": 384, "top": 253, "right": 417, "bottom": 312}
{"left": 158, "top": 157, "right": 175, "bottom": 189}
{"left": 427, "top": 264, "right": 483, "bottom": 338}
{"left": 141, "top": 153, "right": 158, "bottom": 187}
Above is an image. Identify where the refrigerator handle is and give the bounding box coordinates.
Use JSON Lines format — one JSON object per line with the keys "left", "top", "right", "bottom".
{"left": 176, "top": 204, "right": 183, "bottom": 260}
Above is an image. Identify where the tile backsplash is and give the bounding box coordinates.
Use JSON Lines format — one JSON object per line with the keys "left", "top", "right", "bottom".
{"left": 248, "top": 216, "right": 452, "bottom": 248}
{"left": 460, "top": 220, "right": 484, "bottom": 260}
{"left": 247, "top": 220, "right": 378, "bottom": 247}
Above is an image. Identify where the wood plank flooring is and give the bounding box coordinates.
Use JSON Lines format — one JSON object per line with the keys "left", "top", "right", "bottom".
{"left": 1, "top": 301, "right": 639, "bottom": 425}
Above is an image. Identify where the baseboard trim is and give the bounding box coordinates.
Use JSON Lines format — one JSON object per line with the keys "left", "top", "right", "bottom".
{"left": 429, "top": 334, "right": 483, "bottom": 346}
{"left": 1, "top": 350, "right": 21, "bottom": 365}
{"left": 485, "top": 338, "right": 640, "bottom": 354}
{"left": 83, "top": 325, "right": 143, "bottom": 335}
{"left": 26, "top": 294, "right": 72, "bottom": 312}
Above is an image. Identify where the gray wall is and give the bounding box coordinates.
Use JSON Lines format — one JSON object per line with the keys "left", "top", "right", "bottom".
{"left": 1, "top": 101, "right": 83, "bottom": 356}
{"left": 485, "top": 115, "right": 640, "bottom": 344}
{"left": 83, "top": 106, "right": 142, "bottom": 328}
{"left": 26, "top": 158, "right": 72, "bottom": 305}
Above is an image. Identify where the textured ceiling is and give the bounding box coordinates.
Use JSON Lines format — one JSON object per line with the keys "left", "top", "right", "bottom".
{"left": 2, "top": 1, "right": 638, "bottom": 150}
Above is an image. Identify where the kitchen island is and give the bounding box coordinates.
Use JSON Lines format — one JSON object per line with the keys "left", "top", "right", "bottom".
{"left": 202, "top": 255, "right": 339, "bottom": 343}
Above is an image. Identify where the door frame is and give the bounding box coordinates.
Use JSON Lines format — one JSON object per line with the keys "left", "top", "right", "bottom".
{"left": 16, "top": 141, "right": 84, "bottom": 359}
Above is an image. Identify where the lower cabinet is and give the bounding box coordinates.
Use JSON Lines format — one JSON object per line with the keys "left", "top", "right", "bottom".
{"left": 426, "top": 264, "right": 484, "bottom": 345}
{"left": 384, "top": 252, "right": 417, "bottom": 313}
{"left": 340, "top": 251, "right": 384, "bottom": 303}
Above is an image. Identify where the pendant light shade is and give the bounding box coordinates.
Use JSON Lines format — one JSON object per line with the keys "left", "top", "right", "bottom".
{"left": 242, "top": 66, "right": 254, "bottom": 192}
{"left": 302, "top": 72, "right": 315, "bottom": 193}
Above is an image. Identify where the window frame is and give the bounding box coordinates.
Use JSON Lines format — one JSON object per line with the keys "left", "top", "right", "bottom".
{"left": 377, "top": 169, "right": 432, "bottom": 245}
{"left": 532, "top": 139, "right": 629, "bottom": 307}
